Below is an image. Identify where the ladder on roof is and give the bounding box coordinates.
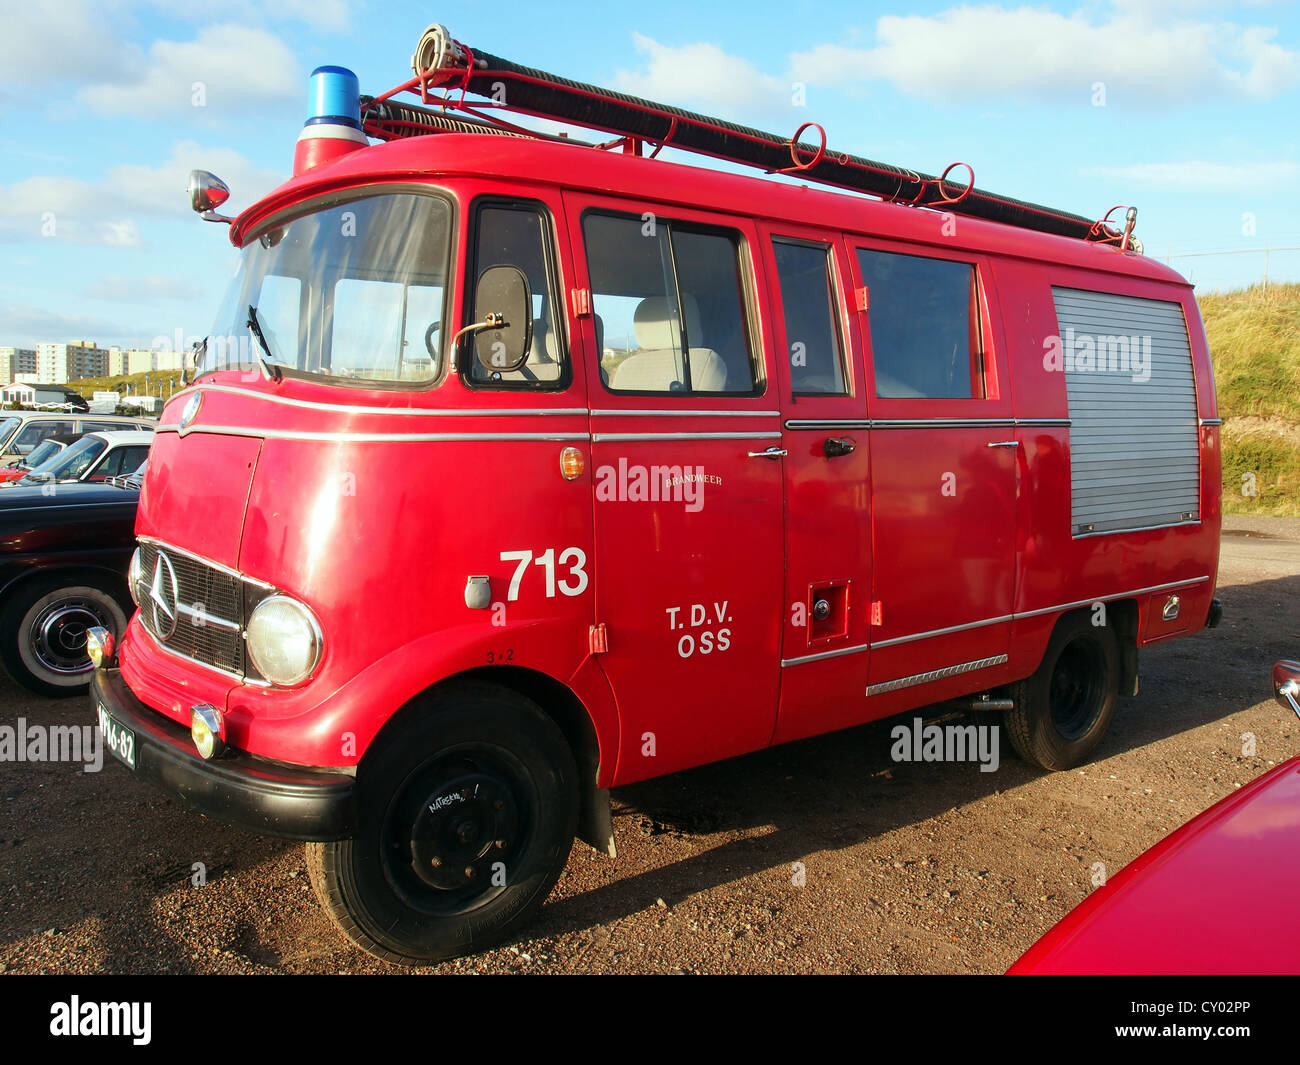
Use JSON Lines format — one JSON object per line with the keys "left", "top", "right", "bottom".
{"left": 360, "top": 23, "right": 1139, "bottom": 248}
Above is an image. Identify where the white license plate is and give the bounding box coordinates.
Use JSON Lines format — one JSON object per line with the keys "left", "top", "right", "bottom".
{"left": 97, "top": 703, "right": 137, "bottom": 770}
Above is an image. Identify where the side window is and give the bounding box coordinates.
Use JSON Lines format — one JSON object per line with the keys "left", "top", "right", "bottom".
{"left": 772, "top": 239, "right": 848, "bottom": 395}
{"left": 91, "top": 446, "right": 148, "bottom": 479}
{"left": 466, "top": 204, "right": 566, "bottom": 388}
{"left": 583, "top": 212, "right": 757, "bottom": 395}
{"left": 14, "top": 421, "right": 74, "bottom": 453}
{"left": 857, "top": 248, "right": 984, "bottom": 400}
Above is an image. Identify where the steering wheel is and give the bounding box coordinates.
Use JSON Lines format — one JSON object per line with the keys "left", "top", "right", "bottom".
{"left": 424, "top": 320, "right": 441, "bottom": 359}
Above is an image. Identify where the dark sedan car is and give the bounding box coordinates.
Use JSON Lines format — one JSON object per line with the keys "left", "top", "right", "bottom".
{"left": 0, "top": 478, "right": 140, "bottom": 696}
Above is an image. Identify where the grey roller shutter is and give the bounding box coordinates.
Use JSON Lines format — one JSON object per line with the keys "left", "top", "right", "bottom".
{"left": 1052, "top": 287, "right": 1200, "bottom": 535}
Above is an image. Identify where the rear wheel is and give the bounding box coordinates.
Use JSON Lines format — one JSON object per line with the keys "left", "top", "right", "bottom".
{"left": 0, "top": 577, "right": 128, "bottom": 698}
{"left": 306, "top": 682, "right": 578, "bottom": 965}
{"left": 1005, "top": 612, "right": 1119, "bottom": 770}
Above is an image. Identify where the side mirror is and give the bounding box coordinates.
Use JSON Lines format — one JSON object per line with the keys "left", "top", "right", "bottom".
{"left": 1274, "top": 660, "right": 1300, "bottom": 720}
{"left": 188, "top": 170, "right": 234, "bottom": 224}
{"left": 472, "top": 266, "right": 532, "bottom": 374}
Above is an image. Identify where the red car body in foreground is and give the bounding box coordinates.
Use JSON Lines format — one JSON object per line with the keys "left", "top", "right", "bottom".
{"left": 1011, "top": 661, "right": 1300, "bottom": 975}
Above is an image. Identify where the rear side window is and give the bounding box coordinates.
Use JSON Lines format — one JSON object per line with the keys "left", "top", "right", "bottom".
{"left": 773, "top": 239, "right": 848, "bottom": 395}
{"left": 465, "top": 204, "right": 567, "bottom": 389}
{"left": 583, "top": 212, "right": 757, "bottom": 395}
{"left": 857, "top": 248, "right": 984, "bottom": 399}
{"left": 13, "top": 421, "right": 75, "bottom": 453}
{"left": 92, "top": 445, "right": 150, "bottom": 479}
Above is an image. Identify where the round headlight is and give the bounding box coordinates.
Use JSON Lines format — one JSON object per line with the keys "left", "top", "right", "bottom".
{"left": 245, "top": 595, "right": 322, "bottom": 687}
{"left": 128, "top": 547, "right": 142, "bottom": 606}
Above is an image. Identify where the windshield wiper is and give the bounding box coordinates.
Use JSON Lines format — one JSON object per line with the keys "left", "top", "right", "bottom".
{"left": 245, "top": 305, "right": 283, "bottom": 382}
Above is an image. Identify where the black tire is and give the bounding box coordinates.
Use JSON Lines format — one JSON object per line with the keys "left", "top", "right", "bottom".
{"left": 306, "top": 682, "right": 578, "bottom": 965}
{"left": 0, "top": 575, "right": 129, "bottom": 698}
{"left": 1004, "top": 612, "right": 1120, "bottom": 771}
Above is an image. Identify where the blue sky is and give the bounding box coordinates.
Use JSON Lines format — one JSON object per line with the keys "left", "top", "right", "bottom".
{"left": 1, "top": 0, "right": 1297, "bottom": 350}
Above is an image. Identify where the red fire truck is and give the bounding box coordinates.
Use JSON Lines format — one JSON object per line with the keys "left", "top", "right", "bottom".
{"left": 89, "top": 25, "right": 1222, "bottom": 964}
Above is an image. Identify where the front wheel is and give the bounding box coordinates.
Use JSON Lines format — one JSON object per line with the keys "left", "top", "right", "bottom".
{"left": 306, "top": 683, "right": 578, "bottom": 965}
{"left": 1004, "top": 612, "right": 1120, "bottom": 770}
{"left": 0, "top": 577, "right": 128, "bottom": 698}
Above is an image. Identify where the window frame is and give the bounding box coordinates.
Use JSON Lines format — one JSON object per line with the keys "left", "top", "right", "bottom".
{"left": 848, "top": 238, "right": 1007, "bottom": 417}
{"left": 458, "top": 197, "right": 573, "bottom": 394}
{"left": 769, "top": 235, "right": 854, "bottom": 399}
{"left": 580, "top": 206, "right": 766, "bottom": 399}
{"left": 232, "top": 183, "right": 458, "bottom": 393}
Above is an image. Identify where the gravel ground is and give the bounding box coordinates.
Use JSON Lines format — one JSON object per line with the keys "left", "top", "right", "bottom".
{"left": 1, "top": 515, "right": 1296, "bottom": 975}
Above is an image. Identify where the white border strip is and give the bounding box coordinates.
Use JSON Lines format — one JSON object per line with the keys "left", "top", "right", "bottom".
{"left": 157, "top": 424, "right": 589, "bottom": 443}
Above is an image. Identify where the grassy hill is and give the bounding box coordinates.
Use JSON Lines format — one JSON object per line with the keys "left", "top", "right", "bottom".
{"left": 68, "top": 368, "right": 184, "bottom": 398}
{"left": 1201, "top": 283, "right": 1300, "bottom": 516}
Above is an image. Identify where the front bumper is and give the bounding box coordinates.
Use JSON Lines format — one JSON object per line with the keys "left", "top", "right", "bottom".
{"left": 90, "top": 667, "right": 356, "bottom": 841}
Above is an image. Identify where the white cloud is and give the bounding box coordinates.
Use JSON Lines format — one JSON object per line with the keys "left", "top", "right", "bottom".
{"left": 0, "top": 0, "right": 135, "bottom": 87}
{"left": 788, "top": 4, "right": 1300, "bottom": 103}
{"left": 77, "top": 25, "right": 300, "bottom": 116}
{"left": 85, "top": 275, "right": 204, "bottom": 302}
{"left": 1085, "top": 159, "right": 1300, "bottom": 191}
{"left": 0, "top": 141, "right": 285, "bottom": 245}
{"left": 0, "top": 304, "right": 140, "bottom": 346}
{"left": 613, "top": 33, "right": 795, "bottom": 118}
{"left": 136, "top": 0, "right": 353, "bottom": 33}
{"left": 254, "top": 0, "right": 351, "bottom": 33}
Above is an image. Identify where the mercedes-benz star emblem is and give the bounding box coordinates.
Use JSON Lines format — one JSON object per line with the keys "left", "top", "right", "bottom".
{"left": 148, "top": 552, "right": 179, "bottom": 640}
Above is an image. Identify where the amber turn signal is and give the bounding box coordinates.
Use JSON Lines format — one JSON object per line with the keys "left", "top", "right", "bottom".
{"left": 560, "top": 447, "right": 585, "bottom": 480}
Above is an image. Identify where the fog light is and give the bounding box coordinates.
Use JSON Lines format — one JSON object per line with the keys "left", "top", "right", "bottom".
{"left": 86, "top": 626, "right": 115, "bottom": 669}
{"left": 191, "top": 703, "right": 226, "bottom": 760}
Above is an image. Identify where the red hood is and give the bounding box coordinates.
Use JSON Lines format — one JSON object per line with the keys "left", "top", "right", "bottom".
{"left": 1010, "top": 756, "right": 1300, "bottom": 974}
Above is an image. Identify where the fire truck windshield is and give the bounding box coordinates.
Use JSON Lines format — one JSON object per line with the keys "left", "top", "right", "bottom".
{"left": 203, "top": 190, "right": 452, "bottom": 385}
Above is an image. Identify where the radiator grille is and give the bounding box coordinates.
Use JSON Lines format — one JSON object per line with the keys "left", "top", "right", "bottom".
{"left": 136, "top": 540, "right": 246, "bottom": 676}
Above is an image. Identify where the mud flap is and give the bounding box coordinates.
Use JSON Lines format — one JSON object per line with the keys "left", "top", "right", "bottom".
{"left": 578, "top": 786, "right": 616, "bottom": 857}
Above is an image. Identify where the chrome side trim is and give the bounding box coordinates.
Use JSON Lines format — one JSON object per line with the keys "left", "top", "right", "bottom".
{"left": 591, "top": 431, "right": 782, "bottom": 442}
{"left": 872, "top": 614, "right": 1014, "bottom": 649}
{"left": 0, "top": 501, "right": 139, "bottom": 514}
{"left": 1199, "top": 418, "right": 1223, "bottom": 426}
{"left": 868, "top": 576, "right": 1211, "bottom": 648}
{"left": 1013, "top": 576, "right": 1210, "bottom": 619}
{"left": 870, "top": 418, "right": 1019, "bottom": 429}
{"left": 591, "top": 409, "right": 780, "bottom": 418}
{"left": 1073, "top": 519, "right": 1201, "bottom": 539}
{"left": 867, "top": 654, "right": 1009, "bottom": 697}
{"left": 137, "top": 535, "right": 277, "bottom": 591}
{"left": 785, "top": 419, "right": 872, "bottom": 430}
{"left": 185, "top": 384, "right": 588, "bottom": 418}
{"left": 783, "top": 417, "right": 1071, "bottom": 430}
{"left": 780, "top": 643, "right": 869, "bottom": 668}
{"left": 157, "top": 425, "right": 590, "bottom": 443}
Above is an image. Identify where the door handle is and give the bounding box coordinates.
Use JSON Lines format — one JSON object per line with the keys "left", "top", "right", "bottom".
{"left": 748, "top": 446, "right": 788, "bottom": 459}
{"left": 987, "top": 440, "right": 1020, "bottom": 448}
{"left": 823, "top": 437, "right": 856, "bottom": 458}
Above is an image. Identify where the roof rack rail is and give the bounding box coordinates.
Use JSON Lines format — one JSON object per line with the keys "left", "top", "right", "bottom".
{"left": 359, "top": 22, "right": 1136, "bottom": 246}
